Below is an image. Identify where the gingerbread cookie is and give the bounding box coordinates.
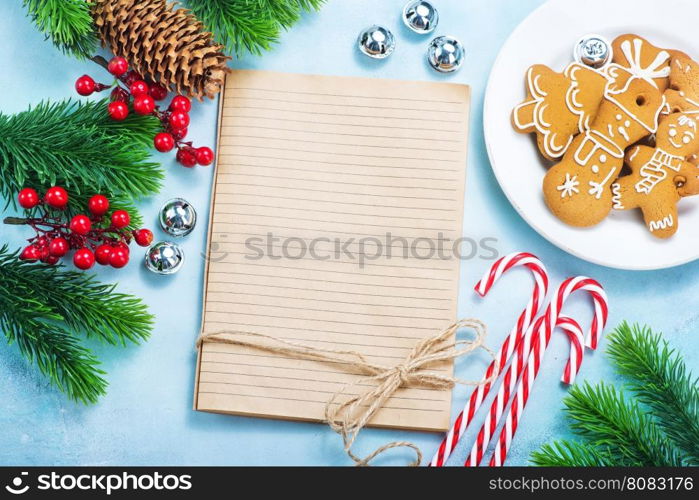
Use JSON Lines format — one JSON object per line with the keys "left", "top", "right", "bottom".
{"left": 512, "top": 63, "right": 609, "bottom": 160}
{"left": 665, "top": 56, "right": 699, "bottom": 113}
{"left": 612, "top": 112, "right": 699, "bottom": 238}
{"left": 611, "top": 34, "right": 686, "bottom": 91}
{"left": 543, "top": 37, "right": 670, "bottom": 227}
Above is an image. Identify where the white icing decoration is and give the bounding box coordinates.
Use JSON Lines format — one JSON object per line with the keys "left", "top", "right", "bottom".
{"left": 624, "top": 120, "right": 631, "bottom": 127}
{"left": 635, "top": 148, "right": 683, "bottom": 194}
{"left": 628, "top": 146, "right": 641, "bottom": 163}
{"left": 618, "top": 126, "right": 630, "bottom": 142}
{"left": 649, "top": 214, "right": 674, "bottom": 232}
{"left": 616, "top": 114, "right": 623, "bottom": 120}
{"left": 619, "top": 39, "right": 671, "bottom": 88}
{"left": 564, "top": 63, "right": 610, "bottom": 136}
{"left": 574, "top": 130, "right": 624, "bottom": 167}
{"left": 599, "top": 154, "right": 607, "bottom": 163}
{"left": 611, "top": 182, "right": 624, "bottom": 209}
{"left": 557, "top": 173, "right": 580, "bottom": 198}
{"left": 591, "top": 165, "right": 600, "bottom": 173}
{"left": 588, "top": 167, "right": 617, "bottom": 199}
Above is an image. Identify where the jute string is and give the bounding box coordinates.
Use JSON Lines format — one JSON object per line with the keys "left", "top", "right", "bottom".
{"left": 196, "top": 318, "right": 496, "bottom": 466}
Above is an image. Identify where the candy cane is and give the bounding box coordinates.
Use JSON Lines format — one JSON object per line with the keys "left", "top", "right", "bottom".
{"left": 429, "top": 252, "right": 549, "bottom": 467}
{"left": 463, "top": 313, "right": 584, "bottom": 466}
{"left": 488, "top": 276, "right": 608, "bottom": 467}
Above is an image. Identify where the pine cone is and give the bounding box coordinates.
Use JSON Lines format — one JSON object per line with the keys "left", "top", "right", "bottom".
{"left": 91, "top": 0, "right": 230, "bottom": 100}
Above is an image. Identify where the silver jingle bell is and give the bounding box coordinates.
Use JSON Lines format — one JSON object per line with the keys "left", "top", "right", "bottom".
{"left": 144, "top": 241, "right": 185, "bottom": 275}
{"left": 427, "top": 35, "right": 464, "bottom": 73}
{"left": 159, "top": 198, "right": 197, "bottom": 237}
{"left": 357, "top": 25, "right": 396, "bottom": 59}
{"left": 573, "top": 34, "right": 612, "bottom": 69}
{"left": 402, "top": 1, "right": 439, "bottom": 34}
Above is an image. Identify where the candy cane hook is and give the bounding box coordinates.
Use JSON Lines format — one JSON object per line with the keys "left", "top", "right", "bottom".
{"left": 429, "top": 252, "right": 549, "bottom": 466}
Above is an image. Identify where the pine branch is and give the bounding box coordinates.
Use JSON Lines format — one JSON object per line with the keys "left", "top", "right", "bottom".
{"left": 23, "top": 0, "right": 98, "bottom": 59}
{"left": 564, "top": 382, "right": 685, "bottom": 466}
{"left": 607, "top": 323, "right": 699, "bottom": 464}
{"left": 0, "top": 99, "right": 163, "bottom": 214}
{"left": 0, "top": 245, "right": 153, "bottom": 403}
{"left": 530, "top": 440, "right": 617, "bottom": 467}
{"left": 187, "top": 0, "right": 325, "bottom": 56}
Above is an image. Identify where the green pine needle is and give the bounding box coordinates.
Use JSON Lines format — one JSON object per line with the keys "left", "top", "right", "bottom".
{"left": 563, "top": 382, "right": 685, "bottom": 466}
{"left": 187, "top": 0, "right": 325, "bottom": 56}
{"left": 531, "top": 440, "right": 617, "bottom": 467}
{"left": 23, "top": 0, "right": 98, "bottom": 59}
{"left": 0, "top": 245, "right": 153, "bottom": 403}
{"left": 607, "top": 322, "right": 699, "bottom": 464}
{"left": 0, "top": 99, "right": 163, "bottom": 216}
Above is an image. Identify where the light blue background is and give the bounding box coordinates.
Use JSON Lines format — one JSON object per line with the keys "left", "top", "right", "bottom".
{"left": 1, "top": 0, "right": 697, "bottom": 466}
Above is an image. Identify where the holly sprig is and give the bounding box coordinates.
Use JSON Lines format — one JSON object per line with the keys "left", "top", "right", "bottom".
{"left": 0, "top": 245, "right": 153, "bottom": 404}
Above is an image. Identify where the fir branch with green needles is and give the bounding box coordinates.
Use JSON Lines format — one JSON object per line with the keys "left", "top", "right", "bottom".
{"left": 22, "top": 0, "right": 98, "bottom": 59}
{"left": 607, "top": 322, "right": 699, "bottom": 463}
{"left": 531, "top": 323, "right": 698, "bottom": 466}
{"left": 187, "top": 0, "right": 326, "bottom": 56}
{"left": 0, "top": 99, "right": 163, "bottom": 217}
{"left": 0, "top": 245, "right": 153, "bottom": 403}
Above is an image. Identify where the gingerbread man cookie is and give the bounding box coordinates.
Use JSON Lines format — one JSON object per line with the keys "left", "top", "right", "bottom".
{"left": 612, "top": 112, "right": 699, "bottom": 238}
{"left": 512, "top": 63, "right": 609, "bottom": 160}
{"left": 543, "top": 36, "right": 670, "bottom": 227}
{"left": 665, "top": 56, "right": 699, "bottom": 113}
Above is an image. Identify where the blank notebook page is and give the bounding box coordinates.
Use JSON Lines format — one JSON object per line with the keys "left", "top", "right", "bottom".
{"left": 194, "top": 70, "right": 471, "bottom": 432}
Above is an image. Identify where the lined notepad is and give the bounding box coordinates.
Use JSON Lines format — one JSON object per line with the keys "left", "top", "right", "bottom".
{"left": 194, "top": 70, "right": 471, "bottom": 432}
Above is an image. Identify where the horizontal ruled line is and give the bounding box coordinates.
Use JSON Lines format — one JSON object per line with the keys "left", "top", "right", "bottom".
{"left": 223, "top": 124, "right": 462, "bottom": 143}
{"left": 225, "top": 105, "right": 463, "bottom": 124}
{"left": 207, "top": 292, "right": 448, "bottom": 310}
{"left": 219, "top": 144, "right": 460, "bottom": 162}
{"left": 228, "top": 95, "right": 463, "bottom": 114}
{"left": 229, "top": 86, "right": 464, "bottom": 105}
{"left": 222, "top": 133, "right": 463, "bottom": 153}
{"left": 207, "top": 274, "right": 450, "bottom": 291}
{"left": 220, "top": 153, "right": 461, "bottom": 172}
{"left": 203, "top": 311, "right": 438, "bottom": 330}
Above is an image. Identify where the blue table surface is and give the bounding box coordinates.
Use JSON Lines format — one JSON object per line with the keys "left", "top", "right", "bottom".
{"left": 1, "top": 0, "right": 697, "bottom": 466}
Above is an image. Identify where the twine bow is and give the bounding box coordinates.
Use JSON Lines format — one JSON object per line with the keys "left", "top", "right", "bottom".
{"left": 196, "top": 318, "right": 496, "bottom": 466}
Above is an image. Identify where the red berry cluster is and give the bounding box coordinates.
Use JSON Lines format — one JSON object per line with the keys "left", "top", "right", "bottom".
{"left": 16, "top": 187, "right": 153, "bottom": 270}
{"left": 74, "top": 56, "right": 214, "bottom": 168}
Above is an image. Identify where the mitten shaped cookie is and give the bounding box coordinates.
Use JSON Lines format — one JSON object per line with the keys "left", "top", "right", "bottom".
{"left": 665, "top": 56, "right": 699, "bottom": 113}
{"left": 612, "top": 113, "right": 699, "bottom": 238}
{"left": 543, "top": 37, "right": 670, "bottom": 227}
{"left": 512, "top": 63, "right": 608, "bottom": 161}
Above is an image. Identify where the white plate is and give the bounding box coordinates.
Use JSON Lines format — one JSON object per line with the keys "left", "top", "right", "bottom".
{"left": 484, "top": 0, "right": 699, "bottom": 270}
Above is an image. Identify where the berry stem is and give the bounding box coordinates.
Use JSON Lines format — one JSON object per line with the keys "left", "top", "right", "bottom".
{"left": 90, "top": 55, "right": 110, "bottom": 71}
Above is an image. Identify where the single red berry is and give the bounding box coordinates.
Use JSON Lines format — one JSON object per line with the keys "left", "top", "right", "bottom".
{"left": 18, "top": 188, "right": 40, "bottom": 209}
{"left": 111, "top": 210, "right": 130, "bottom": 228}
{"left": 44, "top": 186, "right": 69, "bottom": 209}
{"left": 88, "top": 194, "right": 110, "bottom": 216}
{"left": 39, "top": 247, "right": 51, "bottom": 262}
{"left": 123, "top": 70, "right": 142, "bottom": 86}
{"left": 168, "top": 111, "right": 190, "bottom": 130}
{"left": 95, "top": 244, "right": 113, "bottom": 266}
{"left": 20, "top": 245, "right": 40, "bottom": 261}
{"left": 110, "top": 87, "right": 130, "bottom": 103}
{"left": 70, "top": 214, "right": 92, "bottom": 235}
{"left": 133, "top": 94, "right": 155, "bottom": 115}
{"left": 195, "top": 147, "right": 215, "bottom": 166}
{"left": 169, "top": 95, "right": 191, "bottom": 113}
{"left": 176, "top": 148, "right": 197, "bottom": 168}
{"left": 108, "top": 101, "right": 129, "bottom": 121}
{"left": 153, "top": 132, "right": 175, "bottom": 152}
{"left": 109, "top": 247, "right": 130, "bottom": 268}
{"left": 48, "top": 237, "right": 69, "bottom": 257}
{"left": 113, "top": 241, "right": 130, "bottom": 255}
{"left": 44, "top": 255, "right": 60, "bottom": 266}
{"left": 149, "top": 83, "right": 168, "bottom": 101}
{"left": 73, "top": 248, "right": 95, "bottom": 270}
{"left": 35, "top": 236, "right": 49, "bottom": 248}
{"left": 130, "top": 80, "right": 150, "bottom": 97}
{"left": 134, "top": 228, "right": 154, "bottom": 247}
{"left": 75, "top": 75, "right": 96, "bottom": 96}
{"left": 171, "top": 127, "right": 188, "bottom": 140}
{"left": 107, "top": 56, "right": 129, "bottom": 77}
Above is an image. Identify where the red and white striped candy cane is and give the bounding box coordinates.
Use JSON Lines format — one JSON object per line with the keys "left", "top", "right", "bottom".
{"left": 488, "top": 276, "right": 608, "bottom": 466}
{"left": 429, "top": 252, "right": 549, "bottom": 467}
{"left": 463, "top": 313, "right": 583, "bottom": 466}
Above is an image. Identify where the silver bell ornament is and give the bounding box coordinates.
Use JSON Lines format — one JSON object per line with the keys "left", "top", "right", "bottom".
{"left": 573, "top": 34, "right": 612, "bottom": 69}
{"left": 357, "top": 25, "right": 396, "bottom": 59}
{"left": 159, "top": 198, "right": 197, "bottom": 237}
{"left": 144, "top": 241, "right": 185, "bottom": 275}
{"left": 427, "top": 35, "right": 465, "bottom": 73}
{"left": 402, "top": 1, "right": 439, "bottom": 34}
